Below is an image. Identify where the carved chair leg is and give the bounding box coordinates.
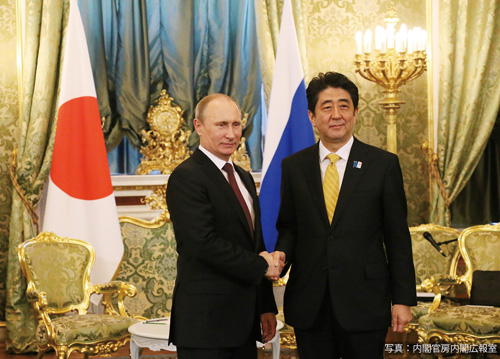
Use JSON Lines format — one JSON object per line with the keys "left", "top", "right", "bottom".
{"left": 36, "top": 349, "right": 47, "bottom": 359}
{"left": 56, "top": 348, "right": 69, "bottom": 359}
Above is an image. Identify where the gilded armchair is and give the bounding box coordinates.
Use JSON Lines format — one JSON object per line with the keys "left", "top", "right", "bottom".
{"left": 407, "top": 224, "right": 462, "bottom": 326}
{"left": 417, "top": 223, "right": 500, "bottom": 351}
{"left": 112, "top": 210, "right": 177, "bottom": 319}
{"left": 18, "top": 232, "right": 139, "bottom": 359}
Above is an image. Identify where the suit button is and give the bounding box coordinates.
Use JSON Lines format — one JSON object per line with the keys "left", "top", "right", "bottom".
{"left": 328, "top": 235, "right": 334, "bottom": 241}
{"left": 322, "top": 266, "right": 328, "bottom": 270}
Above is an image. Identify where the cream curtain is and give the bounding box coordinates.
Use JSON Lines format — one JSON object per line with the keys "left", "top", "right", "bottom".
{"left": 254, "top": 0, "right": 308, "bottom": 106}
{"left": 0, "top": 0, "right": 19, "bottom": 323}
{"left": 431, "top": 0, "right": 500, "bottom": 225}
{"left": 5, "top": 0, "right": 68, "bottom": 352}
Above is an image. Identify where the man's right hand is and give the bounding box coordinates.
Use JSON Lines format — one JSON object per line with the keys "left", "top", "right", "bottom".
{"left": 271, "top": 251, "right": 286, "bottom": 275}
{"left": 259, "top": 251, "right": 280, "bottom": 281}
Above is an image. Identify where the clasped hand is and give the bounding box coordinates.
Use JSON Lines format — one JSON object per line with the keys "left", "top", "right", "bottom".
{"left": 259, "top": 251, "right": 286, "bottom": 281}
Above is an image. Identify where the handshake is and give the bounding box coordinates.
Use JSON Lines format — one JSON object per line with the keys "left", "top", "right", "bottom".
{"left": 259, "top": 251, "right": 286, "bottom": 281}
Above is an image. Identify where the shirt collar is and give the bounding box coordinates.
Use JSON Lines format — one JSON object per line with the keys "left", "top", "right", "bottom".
{"left": 319, "top": 136, "right": 354, "bottom": 162}
{"left": 198, "top": 145, "right": 234, "bottom": 170}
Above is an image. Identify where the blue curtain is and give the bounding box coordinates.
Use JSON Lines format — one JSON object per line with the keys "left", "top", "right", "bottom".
{"left": 79, "top": 0, "right": 263, "bottom": 174}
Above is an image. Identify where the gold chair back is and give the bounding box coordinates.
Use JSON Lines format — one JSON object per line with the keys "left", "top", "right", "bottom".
{"left": 416, "top": 224, "right": 500, "bottom": 347}
{"left": 409, "top": 224, "right": 461, "bottom": 287}
{"left": 19, "top": 232, "right": 95, "bottom": 315}
{"left": 457, "top": 223, "right": 500, "bottom": 295}
{"left": 115, "top": 211, "right": 177, "bottom": 319}
{"left": 18, "top": 232, "right": 138, "bottom": 359}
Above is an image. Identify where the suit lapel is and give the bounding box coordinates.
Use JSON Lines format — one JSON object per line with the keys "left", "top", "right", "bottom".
{"left": 302, "top": 143, "right": 330, "bottom": 225}
{"left": 192, "top": 150, "right": 254, "bottom": 240}
{"left": 331, "top": 138, "right": 370, "bottom": 230}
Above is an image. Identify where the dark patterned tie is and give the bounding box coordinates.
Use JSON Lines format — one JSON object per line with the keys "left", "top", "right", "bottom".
{"left": 222, "top": 163, "right": 254, "bottom": 234}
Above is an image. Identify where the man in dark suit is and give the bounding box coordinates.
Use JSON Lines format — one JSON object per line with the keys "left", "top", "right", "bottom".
{"left": 166, "top": 93, "right": 278, "bottom": 359}
{"left": 273, "top": 72, "right": 417, "bottom": 359}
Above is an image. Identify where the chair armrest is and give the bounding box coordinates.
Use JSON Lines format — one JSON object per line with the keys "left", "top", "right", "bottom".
{"left": 432, "top": 274, "right": 463, "bottom": 286}
{"left": 420, "top": 275, "right": 463, "bottom": 313}
{"left": 26, "top": 288, "right": 50, "bottom": 313}
{"left": 96, "top": 281, "right": 137, "bottom": 295}
{"left": 97, "top": 281, "right": 137, "bottom": 317}
{"left": 25, "top": 288, "right": 57, "bottom": 337}
{"left": 26, "top": 288, "right": 45, "bottom": 303}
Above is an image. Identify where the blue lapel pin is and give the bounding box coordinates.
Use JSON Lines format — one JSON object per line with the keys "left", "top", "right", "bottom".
{"left": 353, "top": 161, "right": 362, "bottom": 169}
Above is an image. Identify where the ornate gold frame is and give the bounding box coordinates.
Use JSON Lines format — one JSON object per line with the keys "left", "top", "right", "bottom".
{"left": 136, "top": 90, "right": 191, "bottom": 175}
{"left": 410, "top": 224, "right": 462, "bottom": 286}
{"left": 136, "top": 90, "right": 252, "bottom": 174}
{"left": 456, "top": 223, "right": 500, "bottom": 295}
{"left": 416, "top": 223, "right": 500, "bottom": 347}
{"left": 231, "top": 113, "right": 252, "bottom": 172}
{"left": 404, "top": 224, "right": 462, "bottom": 340}
{"left": 18, "top": 232, "right": 138, "bottom": 359}
{"left": 118, "top": 210, "right": 171, "bottom": 230}
{"left": 418, "top": 328, "right": 500, "bottom": 346}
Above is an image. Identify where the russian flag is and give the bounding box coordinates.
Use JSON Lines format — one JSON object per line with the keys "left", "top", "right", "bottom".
{"left": 260, "top": 0, "right": 315, "bottom": 251}
{"left": 42, "top": 0, "right": 123, "bottom": 298}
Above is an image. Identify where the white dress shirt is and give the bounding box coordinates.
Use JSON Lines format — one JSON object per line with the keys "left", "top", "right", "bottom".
{"left": 319, "top": 136, "right": 354, "bottom": 190}
{"left": 198, "top": 146, "right": 255, "bottom": 227}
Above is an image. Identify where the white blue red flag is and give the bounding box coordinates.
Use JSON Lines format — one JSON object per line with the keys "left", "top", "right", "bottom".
{"left": 42, "top": 0, "right": 123, "bottom": 296}
{"left": 260, "top": 0, "right": 315, "bottom": 251}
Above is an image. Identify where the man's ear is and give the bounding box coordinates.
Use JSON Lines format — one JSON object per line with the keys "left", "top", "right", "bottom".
{"left": 308, "top": 110, "right": 316, "bottom": 128}
{"left": 193, "top": 118, "right": 202, "bottom": 135}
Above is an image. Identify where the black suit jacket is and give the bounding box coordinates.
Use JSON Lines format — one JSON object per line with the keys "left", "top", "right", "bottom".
{"left": 166, "top": 149, "right": 277, "bottom": 348}
{"left": 275, "top": 138, "right": 416, "bottom": 332}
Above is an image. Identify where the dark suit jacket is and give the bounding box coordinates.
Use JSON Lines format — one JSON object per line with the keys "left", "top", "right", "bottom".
{"left": 275, "top": 138, "right": 417, "bottom": 332}
{"left": 166, "top": 149, "right": 277, "bottom": 348}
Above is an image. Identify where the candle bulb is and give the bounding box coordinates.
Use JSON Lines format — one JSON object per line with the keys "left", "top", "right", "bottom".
{"left": 364, "top": 29, "right": 372, "bottom": 53}
{"left": 355, "top": 30, "right": 363, "bottom": 55}
{"left": 375, "top": 26, "right": 384, "bottom": 51}
{"left": 386, "top": 23, "right": 395, "bottom": 49}
{"left": 395, "top": 32, "right": 402, "bottom": 53}
{"left": 399, "top": 24, "right": 408, "bottom": 51}
{"left": 380, "top": 27, "right": 387, "bottom": 53}
{"left": 407, "top": 29, "right": 414, "bottom": 54}
{"left": 414, "top": 27, "right": 421, "bottom": 51}
{"left": 421, "top": 29, "right": 427, "bottom": 52}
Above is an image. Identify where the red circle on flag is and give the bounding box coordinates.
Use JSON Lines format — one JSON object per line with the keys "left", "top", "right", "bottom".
{"left": 51, "top": 96, "right": 113, "bottom": 200}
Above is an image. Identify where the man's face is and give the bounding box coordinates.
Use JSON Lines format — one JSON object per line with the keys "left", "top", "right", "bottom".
{"left": 308, "top": 86, "right": 358, "bottom": 151}
{"left": 194, "top": 97, "right": 242, "bottom": 161}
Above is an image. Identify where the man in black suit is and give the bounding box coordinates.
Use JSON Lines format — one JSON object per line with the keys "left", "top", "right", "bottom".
{"left": 166, "top": 93, "right": 278, "bottom": 359}
{"left": 273, "top": 72, "right": 417, "bottom": 359}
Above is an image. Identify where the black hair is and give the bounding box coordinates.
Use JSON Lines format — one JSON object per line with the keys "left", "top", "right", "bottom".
{"left": 306, "top": 72, "right": 359, "bottom": 114}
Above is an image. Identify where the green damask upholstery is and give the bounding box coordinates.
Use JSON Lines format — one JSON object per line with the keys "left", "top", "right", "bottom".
{"left": 408, "top": 225, "right": 461, "bottom": 322}
{"left": 411, "top": 301, "right": 453, "bottom": 323}
{"left": 417, "top": 224, "right": 500, "bottom": 347}
{"left": 410, "top": 224, "right": 461, "bottom": 287}
{"left": 24, "top": 241, "right": 90, "bottom": 308}
{"left": 419, "top": 306, "right": 500, "bottom": 336}
{"left": 460, "top": 225, "right": 500, "bottom": 294}
{"left": 37, "top": 313, "right": 138, "bottom": 346}
{"left": 115, "top": 213, "right": 177, "bottom": 319}
{"left": 18, "top": 232, "right": 139, "bottom": 359}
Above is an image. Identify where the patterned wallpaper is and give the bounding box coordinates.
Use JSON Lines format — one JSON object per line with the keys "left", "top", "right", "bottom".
{"left": 306, "top": 0, "right": 430, "bottom": 225}
{"left": 0, "top": 1, "right": 432, "bottom": 321}
{"left": 0, "top": 0, "right": 18, "bottom": 321}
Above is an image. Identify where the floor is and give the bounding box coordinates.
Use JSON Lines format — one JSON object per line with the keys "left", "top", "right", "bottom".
{"left": 1, "top": 332, "right": 499, "bottom": 359}
{"left": 0, "top": 342, "right": 277, "bottom": 359}
{"left": 0, "top": 331, "right": 414, "bottom": 359}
